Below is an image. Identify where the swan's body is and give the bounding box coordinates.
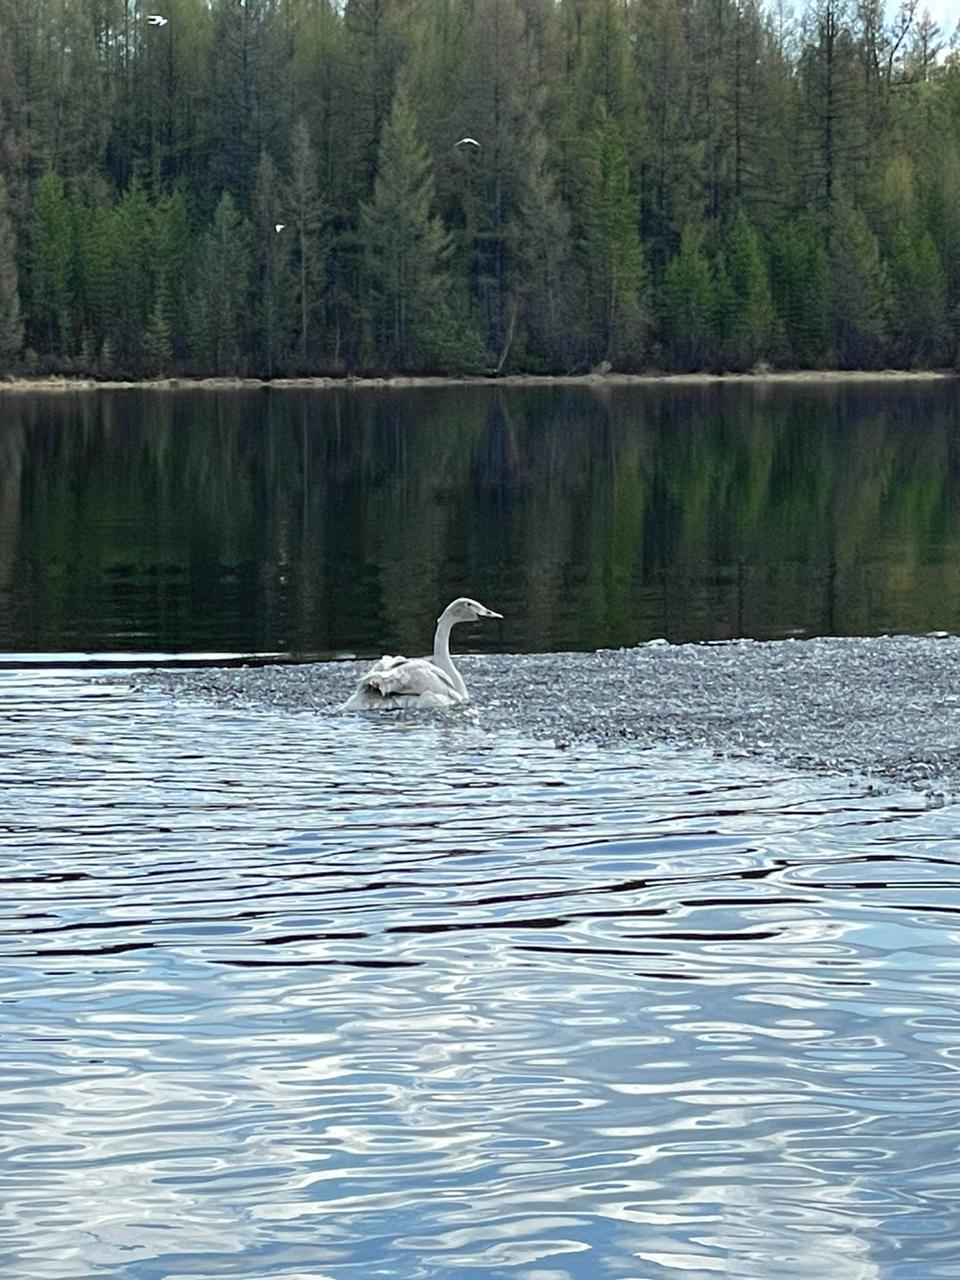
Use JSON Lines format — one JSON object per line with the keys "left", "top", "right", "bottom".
{"left": 342, "top": 597, "right": 502, "bottom": 711}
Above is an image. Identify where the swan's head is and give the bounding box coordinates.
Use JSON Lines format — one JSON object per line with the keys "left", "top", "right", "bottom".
{"left": 442, "top": 597, "right": 503, "bottom": 624}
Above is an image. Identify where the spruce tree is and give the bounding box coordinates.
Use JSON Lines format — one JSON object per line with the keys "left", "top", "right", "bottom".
{"left": 361, "top": 88, "right": 453, "bottom": 371}
{"left": 153, "top": 188, "right": 195, "bottom": 363}
{"left": 0, "top": 175, "right": 24, "bottom": 366}
{"left": 829, "top": 188, "right": 889, "bottom": 366}
{"left": 723, "top": 205, "right": 774, "bottom": 367}
{"left": 31, "top": 170, "right": 73, "bottom": 356}
{"left": 580, "top": 112, "right": 646, "bottom": 366}
{"left": 769, "top": 221, "right": 829, "bottom": 366}
{"left": 76, "top": 200, "right": 119, "bottom": 356}
{"left": 192, "top": 192, "right": 251, "bottom": 375}
{"left": 661, "top": 224, "right": 714, "bottom": 371}
{"left": 253, "top": 150, "right": 293, "bottom": 377}
{"left": 888, "top": 226, "right": 948, "bottom": 365}
{"left": 143, "top": 276, "right": 173, "bottom": 376}
{"left": 286, "top": 119, "right": 326, "bottom": 370}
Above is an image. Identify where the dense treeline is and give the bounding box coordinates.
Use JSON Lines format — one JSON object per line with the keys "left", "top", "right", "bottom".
{"left": 0, "top": 0, "right": 958, "bottom": 378}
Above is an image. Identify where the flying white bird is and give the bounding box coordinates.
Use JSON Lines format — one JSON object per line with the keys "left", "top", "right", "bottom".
{"left": 146, "top": 14, "right": 168, "bottom": 26}
{"left": 455, "top": 137, "right": 480, "bottom": 148}
{"left": 275, "top": 223, "right": 285, "bottom": 233}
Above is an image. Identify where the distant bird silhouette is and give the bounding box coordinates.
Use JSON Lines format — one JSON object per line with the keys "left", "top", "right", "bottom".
{"left": 146, "top": 14, "right": 168, "bottom": 26}
{"left": 274, "top": 224, "right": 285, "bottom": 233}
{"left": 455, "top": 137, "right": 480, "bottom": 148}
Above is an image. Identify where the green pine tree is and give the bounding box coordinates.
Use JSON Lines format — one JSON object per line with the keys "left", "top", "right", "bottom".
{"left": 143, "top": 275, "right": 173, "bottom": 376}
{"left": 31, "top": 170, "right": 73, "bottom": 356}
{"left": 581, "top": 113, "right": 646, "bottom": 366}
{"left": 192, "top": 191, "right": 251, "bottom": 376}
{"left": 361, "top": 88, "right": 453, "bottom": 371}
{"left": 153, "top": 188, "right": 196, "bottom": 364}
{"left": 286, "top": 119, "right": 326, "bottom": 371}
{"left": 829, "top": 188, "right": 889, "bottom": 367}
{"left": 0, "top": 175, "right": 24, "bottom": 366}
{"left": 661, "top": 224, "right": 714, "bottom": 370}
{"left": 769, "top": 220, "right": 829, "bottom": 366}
{"left": 888, "top": 225, "right": 948, "bottom": 365}
{"left": 723, "top": 205, "right": 774, "bottom": 368}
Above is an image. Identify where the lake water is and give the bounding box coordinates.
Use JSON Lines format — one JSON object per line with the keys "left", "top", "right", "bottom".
{"left": 2, "top": 381, "right": 960, "bottom": 657}
{"left": 2, "top": 385, "right": 960, "bottom": 1279}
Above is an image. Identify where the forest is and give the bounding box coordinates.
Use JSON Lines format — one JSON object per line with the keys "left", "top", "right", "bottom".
{"left": 0, "top": 0, "right": 957, "bottom": 378}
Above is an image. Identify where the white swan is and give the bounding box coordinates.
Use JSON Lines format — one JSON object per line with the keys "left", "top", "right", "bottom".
{"left": 341, "top": 597, "right": 502, "bottom": 710}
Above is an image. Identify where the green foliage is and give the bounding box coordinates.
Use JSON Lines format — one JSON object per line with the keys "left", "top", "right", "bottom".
{"left": 661, "top": 224, "right": 714, "bottom": 370}
{"left": 888, "top": 227, "right": 948, "bottom": 365}
{"left": 360, "top": 89, "right": 456, "bottom": 371}
{"left": 191, "top": 191, "right": 251, "bottom": 375}
{"left": 580, "top": 113, "right": 646, "bottom": 365}
{"left": 0, "top": 175, "right": 23, "bottom": 364}
{"left": 285, "top": 119, "right": 326, "bottom": 370}
{"left": 252, "top": 150, "right": 294, "bottom": 377}
{"left": 143, "top": 278, "right": 173, "bottom": 376}
{"left": 721, "top": 206, "right": 775, "bottom": 368}
{"left": 830, "top": 189, "right": 890, "bottom": 366}
{"left": 769, "top": 221, "right": 829, "bottom": 365}
{"left": 31, "top": 172, "right": 73, "bottom": 355}
{"left": 5, "top": 0, "right": 959, "bottom": 376}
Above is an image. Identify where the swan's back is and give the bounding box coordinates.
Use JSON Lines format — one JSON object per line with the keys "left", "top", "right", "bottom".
{"left": 341, "top": 654, "right": 465, "bottom": 710}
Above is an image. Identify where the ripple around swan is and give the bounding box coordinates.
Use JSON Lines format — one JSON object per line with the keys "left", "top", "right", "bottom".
{"left": 2, "top": 672, "right": 960, "bottom": 1279}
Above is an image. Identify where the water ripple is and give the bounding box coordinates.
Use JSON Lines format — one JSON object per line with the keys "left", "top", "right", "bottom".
{"left": 1, "top": 671, "right": 959, "bottom": 1279}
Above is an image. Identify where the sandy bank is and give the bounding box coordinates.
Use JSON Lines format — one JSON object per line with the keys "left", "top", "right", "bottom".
{"left": 0, "top": 369, "right": 955, "bottom": 393}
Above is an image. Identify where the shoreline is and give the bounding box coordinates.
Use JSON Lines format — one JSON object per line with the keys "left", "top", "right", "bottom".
{"left": 0, "top": 368, "right": 955, "bottom": 393}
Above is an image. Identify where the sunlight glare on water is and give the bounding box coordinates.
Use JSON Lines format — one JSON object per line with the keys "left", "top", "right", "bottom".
{"left": 2, "top": 672, "right": 960, "bottom": 1280}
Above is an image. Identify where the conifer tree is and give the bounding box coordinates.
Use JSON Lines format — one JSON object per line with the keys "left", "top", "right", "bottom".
{"left": 153, "top": 187, "right": 195, "bottom": 364}
{"left": 769, "top": 220, "right": 829, "bottom": 365}
{"left": 513, "top": 131, "right": 575, "bottom": 369}
{"left": 143, "top": 276, "right": 173, "bottom": 376}
{"left": 113, "top": 179, "right": 155, "bottom": 364}
{"left": 31, "top": 171, "right": 73, "bottom": 355}
{"left": 286, "top": 119, "right": 326, "bottom": 370}
{"left": 253, "top": 150, "right": 293, "bottom": 377}
{"left": 192, "top": 191, "right": 251, "bottom": 375}
{"left": 361, "top": 88, "right": 453, "bottom": 371}
{"left": 76, "top": 198, "right": 119, "bottom": 354}
{"left": 723, "top": 205, "right": 774, "bottom": 367}
{"left": 580, "top": 112, "right": 646, "bottom": 365}
{"left": 888, "top": 225, "right": 948, "bottom": 365}
{"left": 829, "top": 187, "right": 889, "bottom": 365}
{"left": 662, "top": 224, "right": 714, "bottom": 370}
{"left": 0, "top": 175, "right": 23, "bottom": 366}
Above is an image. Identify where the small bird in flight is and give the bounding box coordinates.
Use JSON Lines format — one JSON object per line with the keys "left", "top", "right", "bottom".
{"left": 275, "top": 223, "right": 285, "bottom": 233}
{"left": 455, "top": 137, "right": 480, "bottom": 148}
{"left": 146, "top": 14, "right": 168, "bottom": 25}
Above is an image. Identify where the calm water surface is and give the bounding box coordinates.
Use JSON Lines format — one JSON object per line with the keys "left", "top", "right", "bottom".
{"left": 3, "top": 386, "right": 960, "bottom": 1278}
{"left": 1, "top": 382, "right": 960, "bottom": 656}
{"left": 2, "top": 673, "right": 960, "bottom": 1279}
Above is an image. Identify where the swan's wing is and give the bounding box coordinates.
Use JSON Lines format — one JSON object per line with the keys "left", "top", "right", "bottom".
{"left": 364, "top": 656, "right": 461, "bottom": 699}
{"left": 342, "top": 655, "right": 465, "bottom": 709}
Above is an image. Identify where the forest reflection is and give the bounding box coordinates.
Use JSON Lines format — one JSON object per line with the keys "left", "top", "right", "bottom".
{"left": 1, "top": 382, "right": 958, "bottom": 656}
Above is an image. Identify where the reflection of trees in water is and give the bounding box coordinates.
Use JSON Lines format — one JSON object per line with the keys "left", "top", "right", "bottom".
{"left": 2, "top": 384, "right": 960, "bottom": 653}
{"left": 0, "top": 419, "right": 26, "bottom": 599}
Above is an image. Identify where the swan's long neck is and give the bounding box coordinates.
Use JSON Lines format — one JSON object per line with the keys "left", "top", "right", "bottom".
{"left": 432, "top": 614, "right": 467, "bottom": 698}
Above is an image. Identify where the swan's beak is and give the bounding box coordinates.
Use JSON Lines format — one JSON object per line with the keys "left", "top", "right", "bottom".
{"left": 481, "top": 607, "right": 503, "bottom": 619}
